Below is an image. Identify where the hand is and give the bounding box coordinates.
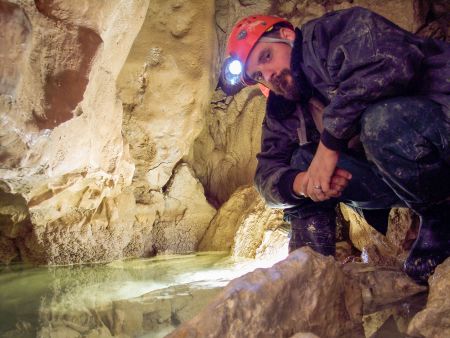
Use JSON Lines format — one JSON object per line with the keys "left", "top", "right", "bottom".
{"left": 293, "top": 168, "right": 352, "bottom": 201}
{"left": 293, "top": 141, "right": 352, "bottom": 201}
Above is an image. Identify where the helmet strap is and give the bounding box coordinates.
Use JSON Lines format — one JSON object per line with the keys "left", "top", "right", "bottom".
{"left": 259, "top": 36, "right": 294, "bottom": 48}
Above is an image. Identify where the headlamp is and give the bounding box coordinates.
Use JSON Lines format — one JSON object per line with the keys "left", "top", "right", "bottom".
{"left": 222, "top": 57, "right": 244, "bottom": 86}
{"left": 219, "top": 56, "right": 247, "bottom": 95}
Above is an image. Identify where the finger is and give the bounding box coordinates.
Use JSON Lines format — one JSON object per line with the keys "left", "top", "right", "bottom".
{"left": 330, "top": 183, "right": 343, "bottom": 192}
{"left": 306, "top": 181, "right": 318, "bottom": 201}
{"left": 300, "top": 174, "right": 309, "bottom": 197}
{"left": 327, "top": 189, "right": 342, "bottom": 198}
{"left": 331, "top": 176, "right": 349, "bottom": 189}
{"left": 316, "top": 193, "right": 331, "bottom": 201}
{"left": 334, "top": 168, "right": 352, "bottom": 180}
{"left": 310, "top": 182, "right": 329, "bottom": 201}
{"left": 320, "top": 177, "right": 331, "bottom": 194}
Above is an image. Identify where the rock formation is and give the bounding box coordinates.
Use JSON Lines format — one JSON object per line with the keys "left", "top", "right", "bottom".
{"left": 407, "top": 258, "right": 450, "bottom": 338}
{"left": 0, "top": 0, "right": 217, "bottom": 264}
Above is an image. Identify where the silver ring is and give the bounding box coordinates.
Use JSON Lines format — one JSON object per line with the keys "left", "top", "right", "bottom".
{"left": 314, "top": 185, "right": 322, "bottom": 190}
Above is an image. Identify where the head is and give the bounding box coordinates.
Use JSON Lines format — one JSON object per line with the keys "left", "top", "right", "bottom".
{"left": 222, "top": 15, "right": 301, "bottom": 100}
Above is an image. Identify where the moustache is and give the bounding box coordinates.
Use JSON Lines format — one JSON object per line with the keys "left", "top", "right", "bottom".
{"left": 271, "top": 69, "right": 291, "bottom": 90}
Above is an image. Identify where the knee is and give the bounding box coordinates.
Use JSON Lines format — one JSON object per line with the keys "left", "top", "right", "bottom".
{"left": 360, "top": 98, "right": 410, "bottom": 158}
{"left": 361, "top": 101, "right": 397, "bottom": 148}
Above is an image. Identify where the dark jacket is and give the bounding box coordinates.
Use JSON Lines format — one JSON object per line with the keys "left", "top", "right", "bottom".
{"left": 254, "top": 6, "right": 450, "bottom": 209}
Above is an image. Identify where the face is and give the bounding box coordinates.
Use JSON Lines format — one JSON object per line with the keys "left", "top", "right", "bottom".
{"left": 245, "top": 29, "right": 300, "bottom": 100}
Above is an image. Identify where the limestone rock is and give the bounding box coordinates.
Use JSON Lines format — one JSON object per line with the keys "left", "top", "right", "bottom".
{"left": 199, "top": 185, "right": 287, "bottom": 259}
{"left": 407, "top": 258, "right": 450, "bottom": 338}
{"left": 290, "top": 333, "right": 320, "bottom": 338}
{"left": 167, "top": 248, "right": 363, "bottom": 338}
{"left": 362, "top": 293, "right": 427, "bottom": 338}
{"left": 231, "top": 194, "right": 286, "bottom": 258}
{"left": 117, "top": 0, "right": 217, "bottom": 196}
{"left": 255, "top": 227, "right": 289, "bottom": 260}
{"left": 151, "top": 164, "right": 217, "bottom": 254}
{"left": 199, "top": 185, "right": 262, "bottom": 251}
{"left": 340, "top": 205, "right": 414, "bottom": 267}
{"left": 189, "top": 87, "right": 267, "bottom": 206}
{"left": 0, "top": 0, "right": 217, "bottom": 265}
{"left": 343, "top": 263, "right": 427, "bottom": 314}
{"left": 335, "top": 241, "right": 354, "bottom": 263}
{"left": 0, "top": 0, "right": 148, "bottom": 264}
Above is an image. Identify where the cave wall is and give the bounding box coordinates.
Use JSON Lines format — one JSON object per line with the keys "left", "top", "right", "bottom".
{"left": 0, "top": 0, "right": 217, "bottom": 264}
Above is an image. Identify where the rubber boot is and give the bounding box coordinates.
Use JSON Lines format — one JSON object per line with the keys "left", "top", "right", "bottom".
{"left": 403, "top": 202, "right": 450, "bottom": 285}
{"left": 289, "top": 210, "right": 336, "bottom": 256}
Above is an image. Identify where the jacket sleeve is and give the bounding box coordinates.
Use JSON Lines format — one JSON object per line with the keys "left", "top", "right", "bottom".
{"left": 318, "top": 7, "right": 425, "bottom": 150}
{"left": 254, "top": 114, "right": 305, "bottom": 209}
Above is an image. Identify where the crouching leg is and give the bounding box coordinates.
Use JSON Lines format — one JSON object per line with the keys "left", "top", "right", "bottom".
{"left": 361, "top": 97, "right": 450, "bottom": 284}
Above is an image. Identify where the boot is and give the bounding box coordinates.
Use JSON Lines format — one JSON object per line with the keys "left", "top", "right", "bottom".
{"left": 403, "top": 202, "right": 450, "bottom": 285}
{"left": 289, "top": 210, "right": 336, "bottom": 256}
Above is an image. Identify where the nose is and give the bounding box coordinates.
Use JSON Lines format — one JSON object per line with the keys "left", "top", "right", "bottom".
{"left": 261, "top": 67, "right": 275, "bottom": 84}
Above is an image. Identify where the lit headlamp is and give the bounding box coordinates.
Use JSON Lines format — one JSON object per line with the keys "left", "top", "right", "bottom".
{"left": 222, "top": 57, "right": 244, "bottom": 86}
{"left": 219, "top": 56, "right": 247, "bottom": 95}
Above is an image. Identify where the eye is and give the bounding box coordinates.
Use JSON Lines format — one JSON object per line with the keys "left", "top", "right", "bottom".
{"left": 264, "top": 50, "right": 271, "bottom": 62}
{"left": 253, "top": 71, "right": 263, "bottom": 82}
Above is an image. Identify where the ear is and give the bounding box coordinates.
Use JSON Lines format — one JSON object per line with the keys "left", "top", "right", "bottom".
{"left": 279, "top": 27, "right": 296, "bottom": 42}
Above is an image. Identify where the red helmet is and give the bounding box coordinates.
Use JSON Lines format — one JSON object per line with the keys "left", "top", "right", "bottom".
{"left": 224, "top": 15, "right": 293, "bottom": 86}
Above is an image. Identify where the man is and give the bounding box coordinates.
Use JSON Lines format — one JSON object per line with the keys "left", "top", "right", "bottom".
{"left": 220, "top": 7, "right": 450, "bottom": 284}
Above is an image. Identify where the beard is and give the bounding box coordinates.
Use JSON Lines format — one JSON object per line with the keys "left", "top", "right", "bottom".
{"left": 270, "top": 68, "right": 302, "bottom": 101}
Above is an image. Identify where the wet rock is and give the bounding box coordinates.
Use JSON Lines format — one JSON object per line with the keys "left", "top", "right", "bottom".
{"left": 255, "top": 227, "right": 289, "bottom": 260}
{"left": 407, "top": 258, "right": 450, "bottom": 338}
{"left": 37, "top": 283, "right": 222, "bottom": 338}
{"left": 167, "top": 248, "right": 363, "bottom": 338}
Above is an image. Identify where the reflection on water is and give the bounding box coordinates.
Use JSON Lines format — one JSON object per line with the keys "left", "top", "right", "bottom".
{"left": 0, "top": 251, "right": 287, "bottom": 337}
